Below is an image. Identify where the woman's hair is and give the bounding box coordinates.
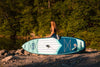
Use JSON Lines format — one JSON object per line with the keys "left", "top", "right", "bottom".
{"left": 51, "top": 20, "right": 55, "bottom": 23}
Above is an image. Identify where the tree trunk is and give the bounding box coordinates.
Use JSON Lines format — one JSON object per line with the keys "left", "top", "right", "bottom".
{"left": 48, "top": 0, "right": 50, "bottom": 8}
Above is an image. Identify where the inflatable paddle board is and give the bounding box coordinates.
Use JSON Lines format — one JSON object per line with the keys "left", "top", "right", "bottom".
{"left": 22, "top": 37, "right": 85, "bottom": 55}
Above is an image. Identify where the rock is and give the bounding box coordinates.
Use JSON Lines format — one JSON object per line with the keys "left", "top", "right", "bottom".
{"left": 24, "top": 51, "right": 30, "bottom": 55}
{"left": 15, "top": 49, "right": 24, "bottom": 55}
{"left": 7, "top": 50, "right": 16, "bottom": 56}
{"left": 15, "top": 49, "right": 32, "bottom": 55}
{"left": 4, "top": 53, "right": 8, "bottom": 56}
{"left": 30, "top": 33, "right": 35, "bottom": 37}
{"left": 94, "top": 49, "right": 97, "bottom": 51}
{"left": 0, "top": 50, "right": 8, "bottom": 56}
{"left": 86, "top": 48, "right": 97, "bottom": 52}
{"left": 31, "top": 54, "right": 40, "bottom": 56}
{"left": 1, "top": 56, "right": 20, "bottom": 62}
{"left": 1, "top": 56, "right": 13, "bottom": 62}
{"left": 98, "top": 51, "right": 100, "bottom": 54}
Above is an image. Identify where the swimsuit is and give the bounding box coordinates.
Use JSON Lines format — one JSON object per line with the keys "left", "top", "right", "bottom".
{"left": 51, "top": 29, "right": 57, "bottom": 38}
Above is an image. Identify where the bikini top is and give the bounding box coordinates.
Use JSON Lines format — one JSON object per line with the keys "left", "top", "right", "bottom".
{"left": 50, "top": 28, "right": 56, "bottom": 34}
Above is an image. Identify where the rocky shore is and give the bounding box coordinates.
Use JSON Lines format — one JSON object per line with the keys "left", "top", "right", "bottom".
{"left": 0, "top": 48, "right": 100, "bottom": 67}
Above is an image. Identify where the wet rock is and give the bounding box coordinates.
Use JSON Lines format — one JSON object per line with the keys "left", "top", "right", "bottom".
{"left": 0, "top": 50, "right": 8, "bottom": 56}
{"left": 15, "top": 49, "right": 24, "bottom": 55}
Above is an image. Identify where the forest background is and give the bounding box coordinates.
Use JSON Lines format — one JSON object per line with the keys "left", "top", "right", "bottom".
{"left": 0, "top": 0, "right": 100, "bottom": 50}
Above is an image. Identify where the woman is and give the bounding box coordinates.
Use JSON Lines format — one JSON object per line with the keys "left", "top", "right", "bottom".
{"left": 46, "top": 20, "right": 57, "bottom": 38}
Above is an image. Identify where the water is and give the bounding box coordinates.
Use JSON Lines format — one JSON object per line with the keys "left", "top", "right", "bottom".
{"left": 0, "top": 37, "right": 27, "bottom": 50}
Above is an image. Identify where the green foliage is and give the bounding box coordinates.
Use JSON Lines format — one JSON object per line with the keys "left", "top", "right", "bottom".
{"left": 0, "top": 0, "right": 100, "bottom": 49}
{"left": 0, "top": 37, "right": 26, "bottom": 50}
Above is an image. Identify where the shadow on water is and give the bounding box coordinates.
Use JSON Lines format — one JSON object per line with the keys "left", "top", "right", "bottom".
{"left": 0, "top": 37, "right": 26, "bottom": 50}
{"left": 18, "top": 51, "right": 100, "bottom": 67}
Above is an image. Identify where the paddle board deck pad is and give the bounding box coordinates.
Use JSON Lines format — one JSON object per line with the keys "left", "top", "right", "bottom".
{"left": 22, "top": 37, "right": 85, "bottom": 55}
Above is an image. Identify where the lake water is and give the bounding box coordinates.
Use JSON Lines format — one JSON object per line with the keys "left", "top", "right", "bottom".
{"left": 0, "top": 37, "right": 27, "bottom": 50}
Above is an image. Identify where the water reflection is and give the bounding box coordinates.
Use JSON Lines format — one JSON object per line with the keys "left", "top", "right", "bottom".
{"left": 0, "top": 37, "right": 26, "bottom": 50}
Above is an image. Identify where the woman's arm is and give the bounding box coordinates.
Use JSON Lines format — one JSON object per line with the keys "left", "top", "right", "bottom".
{"left": 49, "top": 22, "right": 55, "bottom": 37}
{"left": 46, "top": 22, "right": 55, "bottom": 37}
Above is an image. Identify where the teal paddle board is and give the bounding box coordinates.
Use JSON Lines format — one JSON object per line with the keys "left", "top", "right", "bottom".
{"left": 22, "top": 37, "right": 85, "bottom": 55}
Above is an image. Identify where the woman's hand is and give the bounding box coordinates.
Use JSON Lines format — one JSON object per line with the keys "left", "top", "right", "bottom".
{"left": 45, "top": 35, "right": 50, "bottom": 38}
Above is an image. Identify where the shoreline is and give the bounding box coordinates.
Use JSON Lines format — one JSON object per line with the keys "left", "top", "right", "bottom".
{"left": 0, "top": 34, "right": 41, "bottom": 40}
{"left": 0, "top": 48, "right": 100, "bottom": 67}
